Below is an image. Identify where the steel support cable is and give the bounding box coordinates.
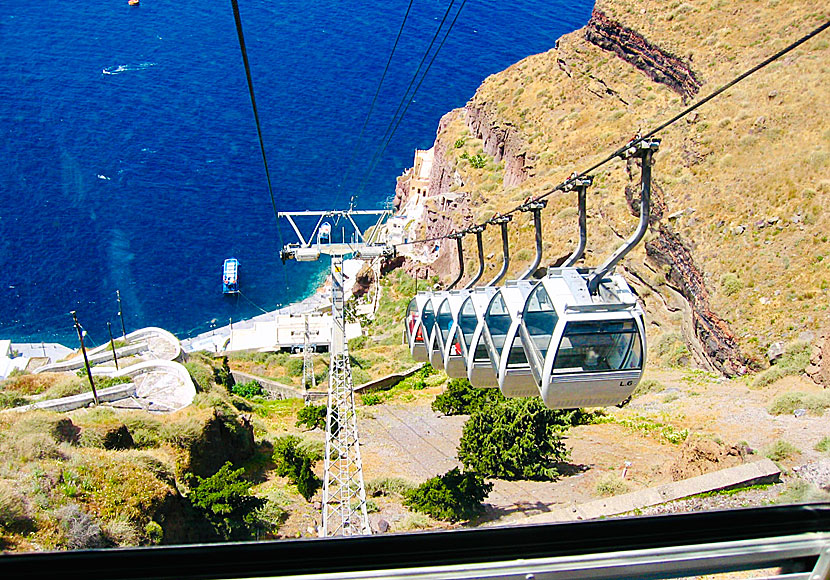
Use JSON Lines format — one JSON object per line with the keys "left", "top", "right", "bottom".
{"left": 393, "top": 17, "right": 830, "bottom": 250}
{"left": 230, "top": 0, "right": 291, "bottom": 295}
{"left": 334, "top": 0, "right": 417, "bottom": 209}
{"left": 355, "top": 0, "right": 467, "bottom": 198}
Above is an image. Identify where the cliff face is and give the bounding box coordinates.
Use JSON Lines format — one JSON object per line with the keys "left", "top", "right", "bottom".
{"left": 398, "top": 0, "right": 829, "bottom": 376}
{"left": 584, "top": 9, "right": 701, "bottom": 100}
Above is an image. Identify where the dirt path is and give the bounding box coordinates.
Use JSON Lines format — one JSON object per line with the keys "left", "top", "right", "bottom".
{"left": 355, "top": 368, "right": 829, "bottom": 529}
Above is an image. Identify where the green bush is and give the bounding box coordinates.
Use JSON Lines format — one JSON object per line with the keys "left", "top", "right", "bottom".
{"left": 0, "top": 391, "right": 30, "bottom": 409}
{"left": 763, "top": 439, "right": 800, "bottom": 462}
{"left": 720, "top": 273, "right": 743, "bottom": 296}
{"left": 352, "top": 366, "right": 371, "bottom": 386}
{"left": 652, "top": 333, "right": 690, "bottom": 367}
{"left": 231, "top": 380, "right": 263, "bottom": 399}
{"left": 285, "top": 358, "right": 304, "bottom": 377}
{"left": 432, "top": 378, "right": 506, "bottom": 415}
{"left": 815, "top": 437, "right": 830, "bottom": 453}
{"left": 214, "top": 357, "right": 234, "bottom": 390}
{"left": 93, "top": 375, "right": 132, "bottom": 389}
{"left": 273, "top": 436, "right": 322, "bottom": 501}
{"left": 189, "top": 461, "right": 265, "bottom": 541}
{"left": 296, "top": 404, "right": 327, "bottom": 431}
{"left": 595, "top": 474, "right": 629, "bottom": 497}
{"left": 348, "top": 335, "right": 369, "bottom": 351}
{"left": 184, "top": 361, "right": 214, "bottom": 392}
{"left": 768, "top": 391, "right": 830, "bottom": 415}
{"left": 360, "top": 393, "right": 383, "bottom": 406}
{"left": 776, "top": 480, "right": 830, "bottom": 504}
{"left": 458, "top": 398, "right": 572, "bottom": 480}
{"left": 754, "top": 342, "right": 813, "bottom": 388}
{"left": 366, "top": 477, "right": 415, "bottom": 498}
{"left": 404, "top": 468, "right": 492, "bottom": 522}
{"left": 633, "top": 379, "right": 665, "bottom": 396}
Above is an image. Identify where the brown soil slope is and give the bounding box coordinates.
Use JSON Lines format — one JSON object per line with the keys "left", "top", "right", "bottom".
{"left": 404, "top": 0, "right": 829, "bottom": 373}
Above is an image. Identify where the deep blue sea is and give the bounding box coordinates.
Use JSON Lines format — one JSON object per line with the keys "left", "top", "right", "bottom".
{"left": 0, "top": 0, "right": 591, "bottom": 347}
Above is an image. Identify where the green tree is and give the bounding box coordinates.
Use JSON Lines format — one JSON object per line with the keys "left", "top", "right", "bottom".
{"left": 273, "top": 435, "right": 322, "bottom": 501}
{"left": 296, "top": 404, "right": 327, "bottom": 430}
{"left": 231, "top": 379, "right": 263, "bottom": 399}
{"left": 458, "top": 398, "right": 571, "bottom": 480}
{"left": 404, "top": 468, "right": 492, "bottom": 521}
{"left": 432, "top": 378, "right": 505, "bottom": 415}
{"left": 214, "top": 357, "right": 235, "bottom": 390}
{"left": 189, "top": 461, "right": 265, "bottom": 541}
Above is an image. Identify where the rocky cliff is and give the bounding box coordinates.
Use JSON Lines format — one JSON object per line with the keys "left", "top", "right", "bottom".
{"left": 397, "top": 0, "right": 829, "bottom": 376}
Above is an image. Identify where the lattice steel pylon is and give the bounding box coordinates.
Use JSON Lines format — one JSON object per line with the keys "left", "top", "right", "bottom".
{"left": 277, "top": 209, "right": 391, "bottom": 537}
{"left": 320, "top": 255, "right": 370, "bottom": 536}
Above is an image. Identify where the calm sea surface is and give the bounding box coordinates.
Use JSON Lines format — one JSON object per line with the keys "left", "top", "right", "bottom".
{"left": 0, "top": 0, "right": 591, "bottom": 346}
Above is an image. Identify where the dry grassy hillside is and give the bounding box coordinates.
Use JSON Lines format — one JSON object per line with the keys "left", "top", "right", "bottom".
{"left": 410, "top": 0, "right": 829, "bottom": 371}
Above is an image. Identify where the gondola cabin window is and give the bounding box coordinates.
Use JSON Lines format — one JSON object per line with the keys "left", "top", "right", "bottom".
{"left": 553, "top": 319, "right": 642, "bottom": 373}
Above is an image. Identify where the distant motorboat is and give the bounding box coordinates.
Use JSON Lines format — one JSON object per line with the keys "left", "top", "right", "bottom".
{"left": 223, "top": 258, "right": 240, "bottom": 295}
{"left": 128, "top": 0, "right": 140, "bottom": 5}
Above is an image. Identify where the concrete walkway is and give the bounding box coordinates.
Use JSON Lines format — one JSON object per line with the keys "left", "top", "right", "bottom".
{"left": 509, "top": 459, "right": 781, "bottom": 526}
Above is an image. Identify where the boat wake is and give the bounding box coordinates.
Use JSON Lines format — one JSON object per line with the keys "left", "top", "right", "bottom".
{"left": 102, "top": 62, "right": 157, "bottom": 75}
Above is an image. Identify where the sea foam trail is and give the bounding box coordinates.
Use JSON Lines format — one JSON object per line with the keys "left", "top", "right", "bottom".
{"left": 102, "top": 62, "right": 157, "bottom": 75}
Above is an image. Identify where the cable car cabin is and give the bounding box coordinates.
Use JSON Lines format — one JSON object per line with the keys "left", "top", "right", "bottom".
{"left": 426, "top": 292, "right": 450, "bottom": 368}
{"left": 465, "top": 287, "right": 501, "bottom": 388}
{"left": 493, "top": 281, "right": 542, "bottom": 398}
{"left": 405, "top": 294, "right": 430, "bottom": 362}
{"left": 439, "top": 292, "right": 471, "bottom": 379}
{"left": 518, "top": 268, "right": 645, "bottom": 409}
{"left": 430, "top": 292, "right": 456, "bottom": 369}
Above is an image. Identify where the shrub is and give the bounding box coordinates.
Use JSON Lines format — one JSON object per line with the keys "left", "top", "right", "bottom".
{"left": 184, "top": 361, "right": 214, "bottom": 392}
{"left": 121, "top": 415, "right": 163, "bottom": 448}
{"left": 231, "top": 380, "right": 263, "bottom": 399}
{"left": 815, "top": 437, "right": 830, "bottom": 453}
{"left": 652, "top": 333, "right": 690, "bottom": 367}
{"left": 754, "top": 341, "right": 813, "bottom": 388}
{"left": 633, "top": 379, "right": 665, "bottom": 396}
{"left": 0, "top": 391, "right": 30, "bottom": 409}
{"left": 720, "top": 273, "right": 742, "bottom": 296}
{"left": 144, "top": 520, "right": 163, "bottom": 545}
{"left": 296, "top": 404, "right": 327, "bottom": 431}
{"left": 93, "top": 375, "right": 132, "bottom": 389}
{"left": 273, "top": 436, "right": 322, "bottom": 501}
{"left": 360, "top": 393, "right": 383, "bottom": 406}
{"left": 189, "top": 461, "right": 265, "bottom": 541}
{"left": 595, "top": 474, "right": 629, "bottom": 497}
{"left": 458, "top": 398, "right": 571, "bottom": 480}
{"left": 432, "top": 378, "right": 505, "bottom": 415}
{"left": 0, "top": 480, "right": 34, "bottom": 533}
{"left": 214, "top": 357, "right": 235, "bottom": 390}
{"left": 348, "top": 335, "right": 369, "bottom": 351}
{"left": 776, "top": 480, "right": 830, "bottom": 504}
{"left": 352, "top": 366, "right": 371, "bottom": 386}
{"left": 366, "top": 476, "right": 415, "bottom": 498}
{"left": 764, "top": 439, "right": 800, "bottom": 462}
{"left": 54, "top": 504, "right": 106, "bottom": 549}
{"left": 404, "top": 468, "right": 492, "bottom": 522}
{"left": 768, "top": 391, "right": 830, "bottom": 415}
{"left": 285, "top": 357, "right": 304, "bottom": 377}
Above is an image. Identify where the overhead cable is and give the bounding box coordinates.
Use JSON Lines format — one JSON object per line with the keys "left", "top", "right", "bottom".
{"left": 230, "top": 0, "right": 284, "bottom": 246}
{"left": 355, "top": 0, "right": 468, "bottom": 199}
{"left": 334, "top": 0, "right": 417, "bottom": 209}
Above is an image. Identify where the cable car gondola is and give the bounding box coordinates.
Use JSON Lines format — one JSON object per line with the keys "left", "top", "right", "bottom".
{"left": 520, "top": 268, "right": 645, "bottom": 408}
